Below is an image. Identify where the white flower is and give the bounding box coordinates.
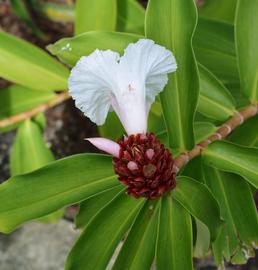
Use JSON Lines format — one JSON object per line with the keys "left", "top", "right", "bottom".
{"left": 68, "top": 39, "right": 177, "bottom": 136}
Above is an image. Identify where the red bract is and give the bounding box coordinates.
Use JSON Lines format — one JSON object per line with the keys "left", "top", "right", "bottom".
{"left": 113, "top": 133, "right": 176, "bottom": 199}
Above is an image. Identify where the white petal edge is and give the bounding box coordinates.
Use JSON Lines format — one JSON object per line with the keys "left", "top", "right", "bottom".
{"left": 68, "top": 49, "right": 119, "bottom": 125}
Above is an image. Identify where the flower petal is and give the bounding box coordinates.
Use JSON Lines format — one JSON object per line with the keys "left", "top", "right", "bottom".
{"left": 120, "top": 39, "right": 177, "bottom": 104}
{"left": 86, "top": 137, "right": 120, "bottom": 157}
{"left": 68, "top": 49, "right": 119, "bottom": 125}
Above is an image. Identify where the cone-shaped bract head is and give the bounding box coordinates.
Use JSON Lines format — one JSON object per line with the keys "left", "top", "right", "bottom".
{"left": 113, "top": 133, "right": 176, "bottom": 199}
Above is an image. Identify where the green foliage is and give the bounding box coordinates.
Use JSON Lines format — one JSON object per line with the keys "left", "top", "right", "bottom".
{"left": 172, "top": 176, "right": 222, "bottom": 241}
{"left": 146, "top": 0, "right": 199, "bottom": 152}
{"left": 116, "top": 0, "right": 145, "bottom": 34}
{"left": 75, "top": 0, "right": 117, "bottom": 35}
{"left": 10, "top": 120, "right": 54, "bottom": 175}
{"left": 156, "top": 196, "right": 193, "bottom": 270}
{"left": 0, "top": 85, "right": 55, "bottom": 120}
{"left": 0, "top": 154, "right": 118, "bottom": 233}
{"left": 0, "top": 0, "right": 258, "bottom": 269}
{"left": 66, "top": 191, "right": 145, "bottom": 270}
{"left": 203, "top": 141, "right": 258, "bottom": 188}
{"left": 47, "top": 31, "right": 141, "bottom": 67}
{"left": 198, "top": 0, "right": 237, "bottom": 23}
{"left": 198, "top": 64, "right": 236, "bottom": 121}
{"left": 235, "top": 0, "right": 258, "bottom": 102}
{"left": 0, "top": 31, "right": 69, "bottom": 91}
{"left": 10, "top": 0, "right": 45, "bottom": 38}
{"left": 193, "top": 17, "right": 238, "bottom": 85}
{"left": 203, "top": 167, "right": 258, "bottom": 265}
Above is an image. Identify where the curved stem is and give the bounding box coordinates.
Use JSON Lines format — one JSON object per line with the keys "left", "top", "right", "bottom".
{"left": 0, "top": 92, "right": 70, "bottom": 128}
{"left": 173, "top": 103, "right": 258, "bottom": 173}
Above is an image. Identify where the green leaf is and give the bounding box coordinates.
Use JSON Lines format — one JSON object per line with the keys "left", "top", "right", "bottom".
{"left": 198, "top": 64, "right": 236, "bottom": 121}
{"left": 76, "top": 185, "right": 124, "bottom": 228}
{"left": 203, "top": 140, "right": 258, "bottom": 188}
{"left": 235, "top": 0, "right": 258, "bottom": 102}
{"left": 194, "top": 122, "right": 217, "bottom": 144}
{"left": 75, "top": 0, "right": 117, "bottom": 35}
{"left": 10, "top": 120, "right": 54, "bottom": 175}
{"left": 194, "top": 17, "right": 238, "bottom": 84}
{"left": 157, "top": 122, "right": 217, "bottom": 151}
{"left": 10, "top": 0, "right": 45, "bottom": 38}
{"left": 66, "top": 191, "right": 144, "bottom": 270}
{"left": 0, "top": 31, "right": 69, "bottom": 91}
{"left": 156, "top": 196, "right": 193, "bottom": 270}
{"left": 172, "top": 176, "right": 222, "bottom": 241}
{"left": 202, "top": 166, "right": 258, "bottom": 265}
{"left": 0, "top": 85, "right": 55, "bottom": 120}
{"left": 113, "top": 200, "right": 160, "bottom": 270}
{"left": 47, "top": 31, "right": 141, "bottom": 67}
{"left": 229, "top": 115, "right": 258, "bottom": 147}
{"left": 198, "top": 0, "right": 237, "bottom": 23}
{"left": 116, "top": 0, "right": 145, "bottom": 34}
{"left": 0, "top": 154, "right": 119, "bottom": 233}
{"left": 193, "top": 219, "right": 210, "bottom": 258}
{"left": 146, "top": 0, "right": 199, "bottom": 152}
{"left": 10, "top": 119, "right": 65, "bottom": 223}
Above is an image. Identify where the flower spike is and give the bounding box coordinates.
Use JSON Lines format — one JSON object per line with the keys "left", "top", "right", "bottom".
{"left": 69, "top": 39, "right": 178, "bottom": 199}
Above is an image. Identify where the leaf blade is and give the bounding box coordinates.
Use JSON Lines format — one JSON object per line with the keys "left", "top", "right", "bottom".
{"left": 75, "top": 0, "right": 117, "bottom": 35}
{"left": 0, "top": 31, "right": 69, "bottom": 90}
{"left": 0, "top": 154, "right": 119, "bottom": 233}
{"left": 235, "top": 0, "right": 258, "bottom": 102}
{"left": 172, "top": 176, "right": 222, "bottom": 241}
{"left": 203, "top": 140, "right": 258, "bottom": 188}
{"left": 156, "top": 196, "right": 193, "bottom": 270}
{"left": 146, "top": 0, "right": 199, "bottom": 152}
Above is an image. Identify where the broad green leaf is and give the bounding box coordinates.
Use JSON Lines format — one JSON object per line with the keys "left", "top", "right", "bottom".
{"left": 156, "top": 196, "right": 193, "bottom": 270}
{"left": 117, "top": 0, "right": 145, "bottom": 34}
{"left": 157, "top": 122, "right": 217, "bottom": 150}
{"left": 75, "top": 0, "right": 117, "bottom": 35}
{"left": 194, "top": 122, "right": 217, "bottom": 144}
{"left": 10, "top": 119, "right": 64, "bottom": 223}
{"left": 66, "top": 191, "right": 144, "bottom": 270}
{"left": 194, "top": 17, "right": 238, "bottom": 84}
{"left": 76, "top": 185, "right": 124, "bottom": 228}
{"left": 0, "top": 85, "right": 55, "bottom": 120}
{"left": 198, "top": 0, "right": 237, "bottom": 23}
{"left": 229, "top": 115, "right": 258, "bottom": 147}
{"left": 113, "top": 200, "right": 160, "bottom": 270}
{"left": 202, "top": 166, "right": 258, "bottom": 265}
{"left": 33, "top": 113, "right": 47, "bottom": 131}
{"left": 198, "top": 64, "right": 236, "bottom": 121}
{"left": 146, "top": 0, "right": 199, "bottom": 152}
{"left": 235, "top": 0, "right": 258, "bottom": 102}
{"left": 203, "top": 141, "right": 258, "bottom": 188}
{"left": 193, "top": 219, "right": 210, "bottom": 258}
{"left": 0, "top": 154, "right": 119, "bottom": 233}
{"left": 10, "top": 0, "right": 45, "bottom": 38}
{"left": 172, "top": 176, "right": 222, "bottom": 241}
{"left": 0, "top": 31, "right": 69, "bottom": 91}
{"left": 47, "top": 31, "right": 141, "bottom": 67}
{"left": 10, "top": 120, "right": 54, "bottom": 175}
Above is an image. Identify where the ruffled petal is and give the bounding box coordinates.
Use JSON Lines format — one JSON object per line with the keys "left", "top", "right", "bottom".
{"left": 68, "top": 49, "right": 119, "bottom": 125}
{"left": 120, "top": 39, "right": 177, "bottom": 104}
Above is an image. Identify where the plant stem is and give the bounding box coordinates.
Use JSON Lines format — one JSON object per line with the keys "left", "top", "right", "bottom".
{"left": 0, "top": 92, "right": 70, "bottom": 128}
{"left": 173, "top": 103, "right": 258, "bottom": 173}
